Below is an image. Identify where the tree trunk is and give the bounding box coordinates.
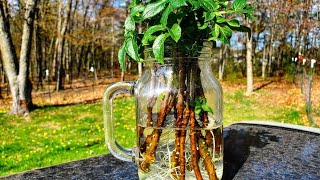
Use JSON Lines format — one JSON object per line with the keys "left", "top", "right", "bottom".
{"left": 65, "top": 41, "right": 70, "bottom": 84}
{"left": 56, "top": 0, "right": 72, "bottom": 91}
{"left": 261, "top": 46, "right": 267, "bottom": 79}
{"left": 16, "top": 0, "right": 38, "bottom": 113}
{"left": 218, "top": 45, "right": 227, "bottom": 81}
{"left": 47, "top": 37, "right": 54, "bottom": 77}
{"left": 110, "top": 16, "right": 115, "bottom": 78}
{"left": 34, "top": 7, "right": 43, "bottom": 90}
{"left": 246, "top": 29, "right": 253, "bottom": 95}
{"left": 0, "top": 60, "right": 3, "bottom": 98}
{"left": 1, "top": 56, "right": 6, "bottom": 86}
{"left": 268, "top": 24, "right": 274, "bottom": 75}
{"left": 0, "top": 2, "right": 20, "bottom": 114}
{"left": 77, "top": 46, "right": 84, "bottom": 78}
{"left": 91, "top": 37, "right": 98, "bottom": 82}
{"left": 0, "top": 0, "right": 38, "bottom": 115}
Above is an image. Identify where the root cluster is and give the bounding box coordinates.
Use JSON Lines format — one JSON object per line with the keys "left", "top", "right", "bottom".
{"left": 138, "top": 61, "right": 222, "bottom": 180}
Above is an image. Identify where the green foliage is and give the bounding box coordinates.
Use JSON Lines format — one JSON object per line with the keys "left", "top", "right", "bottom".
{"left": 125, "top": 37, "right": 140, "bottom": 61}
{"left": 118, "top": 0, "right": 254, "bottom": 69}
{"left": 118, "top": 45, "right": 126, "bottom": 70}
{"left": 190, "top": 97, "right": 213, "bottom": 115}
{"left": 231, "top": 0, "right": 247, "bottom": 11}
{"left": 152, "top": 33, "right": 170, "bottom": 63}
{"left": 142, "top": 0, "right": 168, "bottom": 20}
{"left": 169, "top": 23, "right": 182, "bottom": 42}
{"left": 142, "top": 25, "right": 166, "bottom": 45}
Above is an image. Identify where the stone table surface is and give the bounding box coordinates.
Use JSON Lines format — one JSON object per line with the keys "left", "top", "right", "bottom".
{"left": 1, "top": 122, "right": 320, "bottom": 180}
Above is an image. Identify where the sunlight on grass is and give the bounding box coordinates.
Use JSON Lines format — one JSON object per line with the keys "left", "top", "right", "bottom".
{"left": 223, "top": 89, "right": 304, "bottom": 126}
{"left": 0, "top": 97, "right": 136, "bottom": 177}
{"left": 0, "top": 91, "right": 308, "bottom": 176}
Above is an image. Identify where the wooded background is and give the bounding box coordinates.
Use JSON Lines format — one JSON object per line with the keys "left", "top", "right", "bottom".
{"left": 0, "top": 0, "right": 319, "bottom": 115}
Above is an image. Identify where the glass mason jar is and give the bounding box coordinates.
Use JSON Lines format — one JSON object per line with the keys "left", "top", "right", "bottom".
{"left": 104, "top": 44, "right": 223, "bottom": 180}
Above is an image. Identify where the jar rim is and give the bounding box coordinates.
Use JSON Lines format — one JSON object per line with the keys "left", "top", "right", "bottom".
{"left": 144, "top": 57, "right": 214, "bottom": 65}
{"left": 143, "top": 45, "right": 213, "bottom": 62}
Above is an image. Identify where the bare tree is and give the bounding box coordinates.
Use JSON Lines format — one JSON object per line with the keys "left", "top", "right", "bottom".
{"left": 246, "top": 25, "right": 253, "bottom": 95}
{"left": 56, "top": 0, "right": 72, "bottom": 91}
{"left": 218, "top": 45, "right": 228, "bottom": 81}
{"left": 0, "top": 58, "right": 3, "bottom": 98}
{"left": 0, "top": 0, "right": 38, "bottom": 115}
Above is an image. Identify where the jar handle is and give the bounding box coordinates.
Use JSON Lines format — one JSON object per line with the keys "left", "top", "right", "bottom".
{"left": 103, "top": 81, "right": 135, "bottom": 162}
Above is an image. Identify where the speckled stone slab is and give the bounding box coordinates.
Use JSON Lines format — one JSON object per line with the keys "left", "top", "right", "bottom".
{"left": 223, "top": 123, "right": 320, "bottom": 180}
{"left": 2, "top": 123, "right": 319, "bottom": 180}
{"left": 1, "top": 154, "right": 138, "bottom": 180}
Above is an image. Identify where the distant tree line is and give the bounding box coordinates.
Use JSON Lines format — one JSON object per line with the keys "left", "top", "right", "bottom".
{"left": 214, "top": 0, "right": 319, "bottom": 94}
{"left": 0, "top": 0, "right": 126, "bottom": 115}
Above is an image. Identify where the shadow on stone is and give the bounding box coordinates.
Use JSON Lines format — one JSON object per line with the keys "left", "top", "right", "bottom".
{"left": 222, "top": 128, "right": 279, "bottom": 180}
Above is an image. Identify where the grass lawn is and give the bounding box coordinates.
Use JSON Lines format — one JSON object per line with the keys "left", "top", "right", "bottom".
{"left": 0, "top": 97, "right": 136, "bottom": 177}
{"left": 223, "top": 89, "right": 303, "bottom": 126}
{"left": 0, "top": 78, "right": 314, "bottom": 176}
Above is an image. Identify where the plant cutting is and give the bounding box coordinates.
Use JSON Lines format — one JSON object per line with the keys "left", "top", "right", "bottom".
{"left": 104, "top": 0, "right": 253, "bottom": 180}
{"left": 118, "top": 0, "right": 253, "bottom": 67}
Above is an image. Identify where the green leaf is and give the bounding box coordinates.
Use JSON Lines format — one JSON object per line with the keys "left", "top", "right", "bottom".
{"left": 118, "top": 44, "right": 126, "bottom": 70}
{"left": 236, "top": 6, "right": 255, "bottom": 19}
{"left": 234, "top": 6, "right": 254, "bottom": 16}
{"left": 128, "top": 0, "right": 138, "bottom": 9}
{"left": 216, "top": 16, "right": 226, "bottom": 23}
{"left": 169, "top": 0, "right": 187, "bottom": 8}
{"left": 197, "top": 22, "right": 209, "bottom": 30}
{"left": 142, "top": 0, "right": 168, "bottom": 20}
{"left": 195, "top": 108, "right": 202, "bottom": 115}
{"left": 218, "top": 25, "right": 232, "bottom": 44}
{"left": 221, "top": 1, "right": 229, "bottom": 7}
{"left": 239, "top": 6, "right": 254, "bottom": 14}
{"left": 142, "top": 25, "right": 166, "bottom": 45}
{"left": 193, "top": 97, "right": 202, "bottom": 107}
{"left": 152, "top": 33, "right": 169, "bottom": 64}
{"left": 124, "top": 16, "right": 135, "bottom": 31}
{"left": 160, "top": 4, "right": 174, "bottom": 26}
{"left": 188, "top": 0, "right": 200, "bottom": 9}
{"left": 202, "top": 98, "right": 207, "bottom": 104}
{"left": 227, "top": 19, "right": 240, "bottom": 27}
{"left": 201, "top": 104, "right": 213, "bottom": 114}
{"left": 208, "top": 24, "right": 220, "bottom": 41}
{"left": 130, "top": 5, "right": 145, "bottom": 16}
{"left": 169, "top": 23, "right": 181, "bottom": 42}
{"left": 125, "top": 38, "right": 140, "bottom": 61}
{"left": 246, "top": 6, "right": 255, "bottom": 14}
{"left": 204, "top": 12, "right": 215, "bottom": 22}
{"left": 189, "top": 101, "right": 196, "bottom": 107}
{"left": 232, "top": 0, "right": 247, "bottom": 10}
{"left": 199, "top": 0, "right": 219, "bottom": 11}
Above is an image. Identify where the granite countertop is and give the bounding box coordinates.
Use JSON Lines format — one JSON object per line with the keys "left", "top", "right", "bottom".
{"left": 223, "top": 122, "right": 320, "bottom": 180}
{"left": 2, "top": 122, "right": 320, "bottom": 180}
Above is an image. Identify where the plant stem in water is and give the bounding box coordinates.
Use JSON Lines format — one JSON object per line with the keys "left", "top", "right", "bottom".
{"left": 179, "top": 104, "right": 190, "bottom": 180}
{"left": 199, "top": 137, "right": 218, "bottom": 180}
{"left": 190, "top": 108, "right": 203, "bottom": 180}
{"left": 202, "top": 112, "right": 214, "bottom": 147}
{"left": 140, "top": 72, "right": 174, "bottom": 171}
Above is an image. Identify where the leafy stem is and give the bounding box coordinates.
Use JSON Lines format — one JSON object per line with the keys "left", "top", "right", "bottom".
{"left": 119, "top": 0, "right": 254, "bottom": 69}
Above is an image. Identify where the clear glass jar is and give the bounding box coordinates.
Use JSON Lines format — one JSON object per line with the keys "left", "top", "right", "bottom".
{"left": 104, "top": 44, "right": 223, "bottom": 180}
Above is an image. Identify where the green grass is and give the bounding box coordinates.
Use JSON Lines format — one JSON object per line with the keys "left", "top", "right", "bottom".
{"left": 0, "top": 89, "right": 307, "bottom": 177}
{"left": 0, "top": 97, "right": 136, "bottom": 177}
{"left": 223, "top": 89, "right": 303, "bottom": 126}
